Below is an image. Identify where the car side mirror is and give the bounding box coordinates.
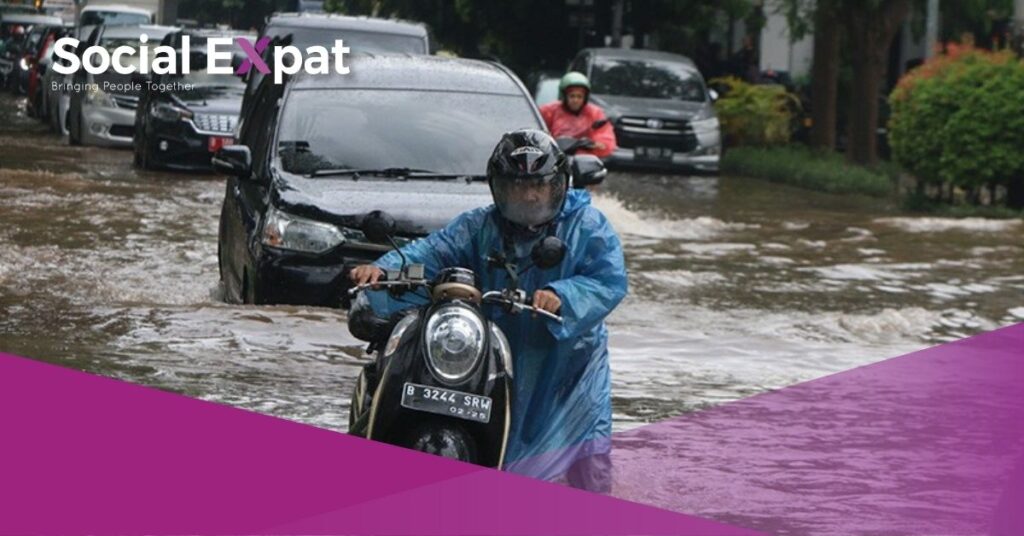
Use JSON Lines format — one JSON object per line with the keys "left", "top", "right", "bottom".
{"left": 362, "top": 210, "right": 397, "bottom": 244}
{"left": 212, "top": 145, "right": 251, "bottom": 177}
{"left": 570, "top": 154, "right": 607, "bottom": 188}
{"left": 709, "top": 88, "right": 720, "bottom": 102}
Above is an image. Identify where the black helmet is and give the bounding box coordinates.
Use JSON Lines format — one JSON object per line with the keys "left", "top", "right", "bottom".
{"left": 486, "top": 129, "right": 569, "bottom": 232}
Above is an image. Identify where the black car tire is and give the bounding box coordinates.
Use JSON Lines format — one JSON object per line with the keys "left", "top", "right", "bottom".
{"left": 242, "top": 269, "right": 260, "bottom": 305}
{"left": 139, "top": 139, "right": 157, "bottom": 170}
{"left": 68, "top": 107, "right": 82, "bottom": 146}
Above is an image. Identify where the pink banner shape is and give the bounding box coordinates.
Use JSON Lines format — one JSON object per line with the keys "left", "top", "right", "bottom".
{"left": 0, "top": 352, "right": 756, "bottom": 535}
{"left": 604, "top": 322, "right": 1024, "bottom": 534}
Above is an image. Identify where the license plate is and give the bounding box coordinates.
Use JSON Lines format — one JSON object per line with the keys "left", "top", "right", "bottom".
{"left": 401, "top": 382, "right": 492, "bottom": 424}
{"left": 208, "top": 136, "right": 234, "bottom": 153}
{"left": 636, "top": 146, "right": 673, "bottom": 160}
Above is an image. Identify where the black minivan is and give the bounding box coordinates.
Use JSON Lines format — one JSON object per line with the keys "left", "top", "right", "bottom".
{"left": 214, "top": 54, "right": 604, "bottom": 306}
{"left": 237, "top": 13, "right": 430, "bottom": 135}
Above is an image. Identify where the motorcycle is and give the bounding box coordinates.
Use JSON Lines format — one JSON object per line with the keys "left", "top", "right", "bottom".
{"left": 345, "top": 211, "right": 566, "bottom": 468}
{"left": 555, "top": 118, "right": 610, "bottom": 155}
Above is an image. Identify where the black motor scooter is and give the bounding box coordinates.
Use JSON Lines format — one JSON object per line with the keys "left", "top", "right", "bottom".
{"left": 346, "top": 211, "right": 565, "bottom": 468}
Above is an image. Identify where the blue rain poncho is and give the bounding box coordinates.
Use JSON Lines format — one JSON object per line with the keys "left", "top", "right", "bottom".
{"left": 367, "top": 189, "right": 627, "bottom": 482}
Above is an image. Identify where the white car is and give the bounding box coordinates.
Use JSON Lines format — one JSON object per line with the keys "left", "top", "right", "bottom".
{"left": 78, "top": 4, "right": 153, "bottom": 27}
{"left": 66, "top": 24, "right": 177, "bottom": 147}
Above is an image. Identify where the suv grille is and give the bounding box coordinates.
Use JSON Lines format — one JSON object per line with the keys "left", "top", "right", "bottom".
{"left": 193, "top": 114, "right": 237, "bottom": 134}
{"left": 615, "top": 116, "right": 698, "bottom": 152}
{"left": 111, "top": 95, "right": 139, "bottom": 110}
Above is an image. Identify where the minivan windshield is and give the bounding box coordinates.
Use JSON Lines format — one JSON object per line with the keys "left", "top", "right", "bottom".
{"left": 590, "top": 57, "right": 707, "bottom": 102}
{"left": 267, "top": 26, "right": 426, "bottom": 54}
{"left": 80, "top": 11, "right": 151, "bottom": 27}
{"left": 277, "top": 89, "right": 540, "bottom": 176}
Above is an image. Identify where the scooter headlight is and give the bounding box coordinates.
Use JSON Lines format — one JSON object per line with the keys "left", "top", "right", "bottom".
{"left": 424, "top": 305, "right": 485, "bottom": 384}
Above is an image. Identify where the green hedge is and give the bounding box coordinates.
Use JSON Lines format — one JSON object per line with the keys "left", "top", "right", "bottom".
{"left": 711, "top": 77, "right": 798, "bottom": 147}
{"left": 889, "top": 46, "right": 1024, "bottom": 202}
{"left": 721, "top": 146, "right": 895, "bottom": 197}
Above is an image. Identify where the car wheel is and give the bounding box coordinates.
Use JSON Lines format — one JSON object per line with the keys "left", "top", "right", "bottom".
{"left": 49, "top": 98, "right": 61, "bottom": 134}
{"left": 68, "top": 108, "right": 82, "bottom": 146}
{"left": 35, "top": 92, "right": 47, "bottom": 121}
{"left": 242, "top": 270, "right": 259, "bottom": 305}
{"left": 140, "top": 140, "right": 156, "bottom": 170}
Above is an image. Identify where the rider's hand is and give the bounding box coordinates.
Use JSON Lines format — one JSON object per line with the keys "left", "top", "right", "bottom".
{"left": 592, "top": 142, "right": 606, "bottom": 151}
{"left": 350, "top": 265, "right": 384, "bottom": 286}
{"left": 532, "top": 289, "right": 562, "bottom": 315}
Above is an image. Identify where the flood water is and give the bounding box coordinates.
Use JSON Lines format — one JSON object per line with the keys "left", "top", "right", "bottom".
{"left": 2, "top": 90, "right": 1022, "bottom": 437}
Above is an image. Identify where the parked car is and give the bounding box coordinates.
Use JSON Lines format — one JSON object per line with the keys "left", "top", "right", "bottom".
{"left": 26, "top": 24, "right": 68, "bottom": 116}
{"left": 78, "top": 4, "right": 153, "bottom": 27}
{"left": 237, "top": 12, "right": 430, "bottom": 134}
{"left": 67, "top": 24, "right": 177, "bottom": 147}
{"left": 215, "top": 55, "right": 601, "bottom": 306}
{"left": 41, "top": 24, "right": 93, "bottom": 135}
{"left": 133, "top": 29, "right": 252, "bottom": 170}
{"left": 0, "top": 13, "right": 62, "bottom": 92}
{"left": 567, "top": 47, "right": 721, "bottom": 173}
{"left": 527, "top": 70, "right": 560, "bottom": 106}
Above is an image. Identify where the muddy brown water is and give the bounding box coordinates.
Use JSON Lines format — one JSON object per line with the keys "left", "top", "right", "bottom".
{"left": 2, "top": 91, "right": 1022, "bottom": 435}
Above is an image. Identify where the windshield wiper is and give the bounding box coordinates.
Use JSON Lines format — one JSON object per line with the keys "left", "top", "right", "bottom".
{"left": 306, "top": 167, "right": 486, "bottom": 182}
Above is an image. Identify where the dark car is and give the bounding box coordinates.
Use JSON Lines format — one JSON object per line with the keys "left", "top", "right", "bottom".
{"left": 133, "top": 30, "right": 253, "bottom": 171}
{"left": 237, "top": 12, "right": 429, "bottom": 135}
{"left": 568, "top": 47, "right": 721, "bottom": 172}
{"left": 215, "top": 55, "right": 560, "bottom": 306}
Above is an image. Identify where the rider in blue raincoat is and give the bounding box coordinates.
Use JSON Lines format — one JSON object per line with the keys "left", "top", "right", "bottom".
{"left": 350, "top": 130, "right": 627, "bottom": 491}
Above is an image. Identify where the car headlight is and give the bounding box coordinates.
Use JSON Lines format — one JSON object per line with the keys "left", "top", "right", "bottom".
{"left": 261, "top": 207, "right": 345, "bottom": 253}
{"left": 490, "top": 324, "right": 512, "bottom": 378}
{"left": 691, "top": 116, "right": 719, "bottom": 131}
{"left": 84, "top": 85, "right": 116, "bottom": 108}
{"left": 151, "top": 102, "right": 192, "bottom": 122}
{"left": 424, "top": 304, "right": 485, "bottom": 384}
{"left": 383, "top": 314, "right": 418, "bottom": 357}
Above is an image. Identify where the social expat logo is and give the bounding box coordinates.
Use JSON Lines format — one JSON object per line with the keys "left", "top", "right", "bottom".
{"left": 53, "top": 35, "right": 352, "bottom": 84}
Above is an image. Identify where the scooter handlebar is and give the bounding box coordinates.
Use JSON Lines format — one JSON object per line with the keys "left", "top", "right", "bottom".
{"left": 481, "top": 291, "right": 564, "bottom": 324}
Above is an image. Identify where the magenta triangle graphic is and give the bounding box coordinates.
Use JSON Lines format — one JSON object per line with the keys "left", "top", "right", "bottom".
{"left": 0, "top": 352, "right": 757, "bottom": 535}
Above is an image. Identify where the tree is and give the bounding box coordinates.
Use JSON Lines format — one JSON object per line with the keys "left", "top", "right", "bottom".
{"left": 843, "top": 0, "right": 913, "bottom": 166}
{"left": 807, "top": 0, "right": 841, "bottom": 150}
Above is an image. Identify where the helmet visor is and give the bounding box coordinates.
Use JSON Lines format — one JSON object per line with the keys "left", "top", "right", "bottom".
{"left": 492, "top": 174, "right": 567, "bottom": 229}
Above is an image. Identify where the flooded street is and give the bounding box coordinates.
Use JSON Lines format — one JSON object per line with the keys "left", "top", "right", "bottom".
{"left": 2, "top": 89, "right": 1023, "bottom": 438}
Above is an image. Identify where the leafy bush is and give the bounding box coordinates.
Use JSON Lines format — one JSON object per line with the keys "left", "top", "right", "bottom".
{"left": 721, "top": 146, "right": 895, "bottom": 197}
{"left": 889, "top": 43, "right": 1024, "bottom": 206}
{"left": 711, "top": 77, "right": 799, "bottom": 147}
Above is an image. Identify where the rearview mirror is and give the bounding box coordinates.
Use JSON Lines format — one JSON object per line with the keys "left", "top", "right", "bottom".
{"left": 362, "top": 210, "right": 397, "bottom": 244}
{"left": 212, "top": 145, "right": 251, "bottom": 177}
{"left": 570, "top": 154, "right": 607, "bottom": 188}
